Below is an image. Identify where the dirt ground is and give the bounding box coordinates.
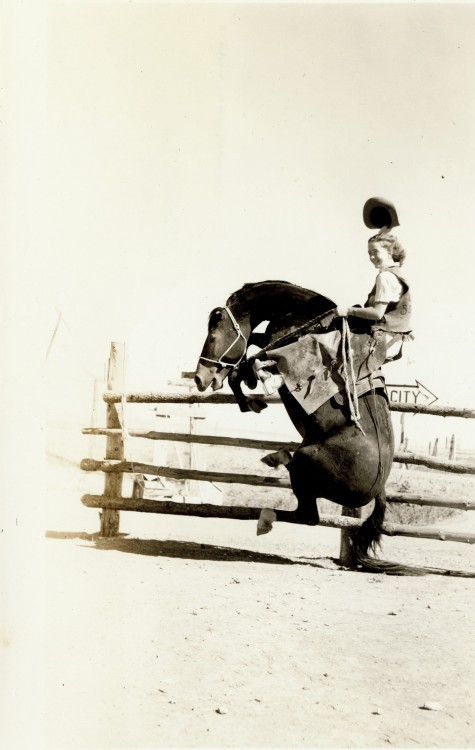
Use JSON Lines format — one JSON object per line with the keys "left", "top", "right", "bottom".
{"left": 3, "top": 462, "right": 475, "bottom": 750}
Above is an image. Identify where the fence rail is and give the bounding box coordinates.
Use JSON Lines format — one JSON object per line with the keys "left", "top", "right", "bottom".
{"left": 80, "top": 458, "right": 475, "bottom": 512}
{"left": 80, "top": 495, "right": 475, "bottom": 545}
{"left": 82, "top": 428, "right": 475, "bottom": 475}
{"left": 101, "top": 390, "right": 475, "bottom": 419}
{"left": 81, "top": 343, "right": 475, "bottom": 564}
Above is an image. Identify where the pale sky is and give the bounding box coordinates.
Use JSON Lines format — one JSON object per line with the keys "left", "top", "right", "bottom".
{"left": 3, "top": 1, "right": 475, "bottom": 423}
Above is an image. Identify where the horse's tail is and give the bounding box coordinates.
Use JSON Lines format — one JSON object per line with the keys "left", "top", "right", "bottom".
{"left": 351, "top": 492, "right": 428, "bottom": 576}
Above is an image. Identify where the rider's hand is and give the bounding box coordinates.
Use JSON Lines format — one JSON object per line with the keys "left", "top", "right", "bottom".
{"left": 252, "top": 359, "right": 283, "bottom": 396}
{"left": 336, "top": 305, "right": 350, "bottom": 317}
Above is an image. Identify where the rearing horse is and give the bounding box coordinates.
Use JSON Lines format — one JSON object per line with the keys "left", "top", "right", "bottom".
{"left": 194, "top": 280, "right": 414, "bottom": 574}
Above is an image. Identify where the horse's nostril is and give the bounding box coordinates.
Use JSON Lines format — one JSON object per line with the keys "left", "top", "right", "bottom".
{"left": 195, "top": 374, "right": 208, "bottom": 392}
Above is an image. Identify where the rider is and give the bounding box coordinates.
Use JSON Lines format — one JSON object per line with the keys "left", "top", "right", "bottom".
{"left": 336, "top": 197, "right": 413, "bottom": 362}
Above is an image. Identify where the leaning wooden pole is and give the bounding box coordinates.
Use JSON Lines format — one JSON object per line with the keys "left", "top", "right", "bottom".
{"left": 100, "top": 342, "right": 125, "bottom": 536}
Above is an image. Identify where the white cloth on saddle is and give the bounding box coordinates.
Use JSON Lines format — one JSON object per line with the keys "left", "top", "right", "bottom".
{"left": 267, "top": 330, "right": 387, "bottom": 414}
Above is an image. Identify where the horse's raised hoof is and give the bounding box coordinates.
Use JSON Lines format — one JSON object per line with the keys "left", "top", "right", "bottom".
{"left": 261, "top": 449, "right": 292, "bottom": 468}
{"left": 256, "top": 508, "right": 277, "bottom": 536}
{"left": 247, "top": 398, "right": 268, "bottom": 413}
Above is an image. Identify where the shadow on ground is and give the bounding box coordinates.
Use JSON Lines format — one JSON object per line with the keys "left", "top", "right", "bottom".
{"left": 45, "top": 530, "right": 339, "bottom": 568}
{"left": 45, "top": 531, "right": 475, "bottom": 576}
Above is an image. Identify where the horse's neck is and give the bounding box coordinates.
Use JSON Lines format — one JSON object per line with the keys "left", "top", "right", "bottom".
{"left": 229, "top": 281, "right": 335, "bottom": 335}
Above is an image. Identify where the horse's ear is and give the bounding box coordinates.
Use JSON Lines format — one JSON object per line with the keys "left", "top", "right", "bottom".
{"left": 208, "top": 308, "right": 224, "bottom": 328}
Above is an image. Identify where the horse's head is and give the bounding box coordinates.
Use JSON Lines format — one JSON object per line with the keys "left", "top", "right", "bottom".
{"left": 194, "top": 306, "right": 250, "bottom": 392}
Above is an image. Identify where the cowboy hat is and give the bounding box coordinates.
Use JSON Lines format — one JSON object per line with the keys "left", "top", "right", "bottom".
{"left": 363, "top": 197, "right": 400, "bottom": 229}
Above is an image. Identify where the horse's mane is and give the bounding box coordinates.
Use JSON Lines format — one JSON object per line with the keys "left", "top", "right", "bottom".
{"left": 225, "top": 280, "right": 336, "bottom": 341}
{"left": 226, "top": 280, "right": 328, "bottom": 308}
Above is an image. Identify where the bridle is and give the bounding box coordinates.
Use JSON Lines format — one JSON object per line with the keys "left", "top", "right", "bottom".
{"left": 199, "top": 305, "right": 248, "bottom": 370}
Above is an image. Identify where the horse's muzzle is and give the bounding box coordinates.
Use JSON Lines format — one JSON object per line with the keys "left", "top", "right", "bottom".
{"left": 194, "top": 373, "right": 207, "bottom": 392}
{"left": 194, "top": 364, "right": 224, "bottom": 392}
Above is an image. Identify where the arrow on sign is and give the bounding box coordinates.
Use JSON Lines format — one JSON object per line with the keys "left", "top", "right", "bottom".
{"left": 386, "top": 380, "right": 438, "bottom": 406}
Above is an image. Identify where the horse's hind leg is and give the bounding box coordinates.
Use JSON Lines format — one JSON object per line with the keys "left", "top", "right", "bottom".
{"left": 288, "top": 448, "right": 320, "bottom": 525}
{"left": 272, "top": 447, "right": 320, "bottom": 526}
{"left": 257, "top": 446, "right": 293, "bottom": 534}
{"left": 256, "top": 447, "right": 319, "bottom": 534}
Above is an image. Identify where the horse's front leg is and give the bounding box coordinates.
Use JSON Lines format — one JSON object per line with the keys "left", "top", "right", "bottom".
{"left": 228, "top": 367, "right": 267, "bottom": 413}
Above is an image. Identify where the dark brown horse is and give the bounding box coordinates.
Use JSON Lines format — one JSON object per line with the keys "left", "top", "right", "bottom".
{"left": 194, "top": 280, "right": 417, "bottom": 574}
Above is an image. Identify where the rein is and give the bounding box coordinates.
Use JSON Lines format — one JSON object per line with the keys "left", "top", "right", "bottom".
{"left": 259, "top": 307, "right": 337, "bottom": 355}
{"left": 199, "top": 306, "right": 248, "bottom": 370}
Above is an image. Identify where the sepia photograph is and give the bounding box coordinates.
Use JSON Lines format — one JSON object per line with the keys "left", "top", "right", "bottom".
{"left": 2, "top": 1, "right": 475, "bottom": 748}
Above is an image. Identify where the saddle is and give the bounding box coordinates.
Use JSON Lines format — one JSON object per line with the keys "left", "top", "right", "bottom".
{"left": 333, "top": 371, "right": 387, "bottom": 405}
{"left": 266, "top": 328, "right": 388, "bottom": 415}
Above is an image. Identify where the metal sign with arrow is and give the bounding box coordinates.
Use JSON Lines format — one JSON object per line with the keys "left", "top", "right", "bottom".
{"left": 386, "top": 380, "right": 438, "bottom": 406}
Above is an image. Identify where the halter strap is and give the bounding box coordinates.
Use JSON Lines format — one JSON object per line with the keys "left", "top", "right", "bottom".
{"left": 199, "top": 305, "right": 248, "bottom": 370}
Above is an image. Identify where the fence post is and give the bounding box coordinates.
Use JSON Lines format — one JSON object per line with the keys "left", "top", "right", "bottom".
{"left": 100, "top": 342, "right": 125, "bottom": 536}
{"left": 339, "top": 506, "right": 362, "bottom": 566}
{"left": 449, "top": 434, "right": 456, "bottom": 461}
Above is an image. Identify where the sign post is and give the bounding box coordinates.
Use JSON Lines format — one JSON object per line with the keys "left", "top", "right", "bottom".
{"left": 386, "top": 380, "right": 438, "bottom": 407}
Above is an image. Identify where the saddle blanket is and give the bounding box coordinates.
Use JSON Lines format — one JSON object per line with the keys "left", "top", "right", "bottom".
{"left": 267, "top": 329, "right": 388, "bottom": 414}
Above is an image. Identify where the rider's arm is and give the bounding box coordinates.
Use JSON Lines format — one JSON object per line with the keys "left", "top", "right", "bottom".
{"left": 346, "top": 302, "right": 388, "bottom": 320}
{"left": 337, "top": 271, "right": 401, "bottom": 321}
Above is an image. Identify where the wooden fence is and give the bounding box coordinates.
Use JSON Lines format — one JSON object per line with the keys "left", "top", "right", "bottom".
{"left": 81, "top": 343, "right": 475, "bottom": 565}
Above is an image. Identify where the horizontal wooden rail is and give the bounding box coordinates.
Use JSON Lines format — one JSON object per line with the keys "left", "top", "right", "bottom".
{"left": 82, "top": 495, "right": 262, "bottom": 519}
{"left": 389, "top": 403, "right": 475, "bottom": 418}
{"left": 81, "top": 458, "right": 293, "bottom": 489}
{"left": 103, "top": 391, "right": 279, "bottom": 406}
{"left": 80, "top": 495, "right": 475, "bottom": 544}
{"left": 392, "top": 453, "right": 475, "bottom": 475}
{"left": 80, "top": 459, "right": 474, "bottom": 510}
{"left": 101, "top": 390, "right": 475, "bottom": 418}
{"left": 386, "top": 494, "right": 475, "bottom": 511}
{"left": 82, "top": 428, "right": 295, "bottom": 451}
{"left": 82, "top": 428, "right": 475, "bottom": 475}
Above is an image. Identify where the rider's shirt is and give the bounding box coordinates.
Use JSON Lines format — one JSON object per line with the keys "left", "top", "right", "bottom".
{"left": 365, "top": 266, "right": 412, "bottom": 334}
